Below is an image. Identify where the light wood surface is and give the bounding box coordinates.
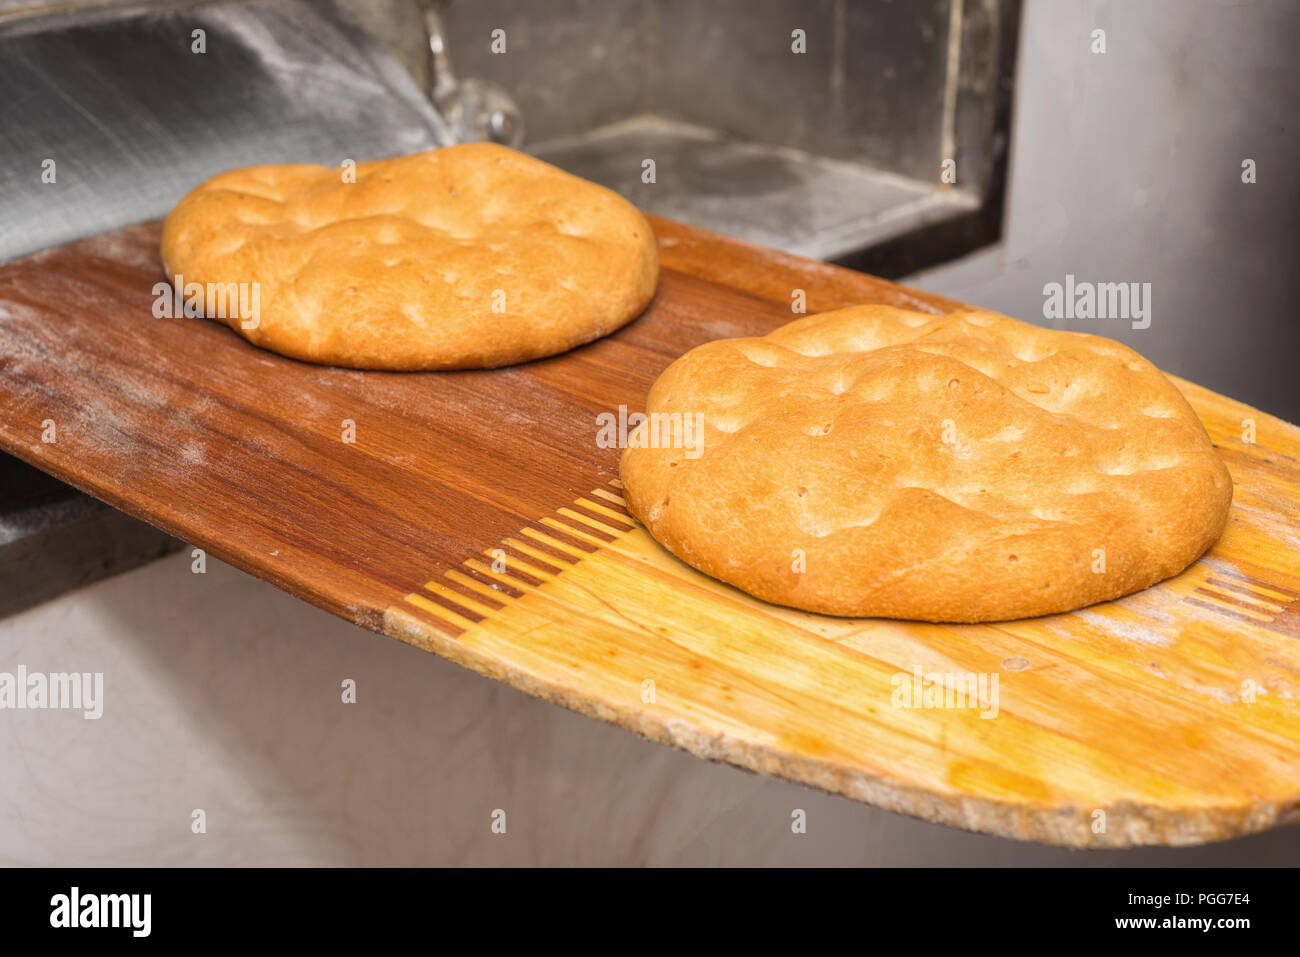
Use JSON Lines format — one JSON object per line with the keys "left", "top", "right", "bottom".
{"left": 1, "top": 217, "right": 1297, "bottom": 846}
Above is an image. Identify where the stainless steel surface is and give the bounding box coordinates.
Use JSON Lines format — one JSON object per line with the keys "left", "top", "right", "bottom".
{"left": 422, "top": 0, "right": 525, "bottom": 147}
{"left": 436, "top": 0, "right": 1011, "bottom": 261}
{"left": 0, "top": 0, "right": 1014, "bottom": 264}
{"left": 534, "top": 116, "right": 979, "bottom": 261}
{"left": 0, "top": 0, "right": 450, "bottom": 262}
{"left": 441, "top": 0, "right": 648, "bottom": 147}
{"left": 655, "top": 0, "right": 955, "bottom": 184}
{"left": 441, "top": 0, "right": 961, "bottom": 183}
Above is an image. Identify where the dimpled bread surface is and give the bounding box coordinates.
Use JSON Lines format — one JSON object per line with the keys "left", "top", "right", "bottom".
{"left": 620, "top": 305, "right": 1232, "bottom": 622}
{"left": 161, "top": 143, "right": 658, "bottom": 369}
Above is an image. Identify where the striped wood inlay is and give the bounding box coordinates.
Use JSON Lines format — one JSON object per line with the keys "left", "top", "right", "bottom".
{"left": 386, "top": 442, "right": 1300, "bottom": 849}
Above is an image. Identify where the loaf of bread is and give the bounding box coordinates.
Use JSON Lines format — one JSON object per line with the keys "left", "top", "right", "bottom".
{"left": 161, "top": 143, "right": 658, "bottom": 369}
{"left": 620, "top": 304, "right": 1232, "bottom": 621}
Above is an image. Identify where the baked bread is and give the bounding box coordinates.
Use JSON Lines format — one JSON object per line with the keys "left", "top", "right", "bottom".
{"left": 160, "top": 143, "right": 658, "bottom": 369}
{"left": 620, "top": 305, "right": 1232, "bottom": 622}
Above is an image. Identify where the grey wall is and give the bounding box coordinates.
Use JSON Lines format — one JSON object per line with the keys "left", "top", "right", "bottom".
{"left": 914, "top": 0, "right": 1299, "bottom": 423}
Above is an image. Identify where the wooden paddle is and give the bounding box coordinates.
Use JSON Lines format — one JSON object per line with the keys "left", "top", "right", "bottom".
{"left": 1, "top": 216, "right": 1296, "bottom": 846}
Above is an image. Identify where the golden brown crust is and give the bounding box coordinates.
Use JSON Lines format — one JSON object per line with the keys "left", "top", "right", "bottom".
{"left": 620, "top": 305, "right": 1233, "bottom": 622}
{"left": 160, "top": 143, "right": 659, "bottom": 370}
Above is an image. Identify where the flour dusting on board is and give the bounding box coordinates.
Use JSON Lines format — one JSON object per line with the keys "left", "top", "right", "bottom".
{"left": 79, "top": 225, "right": 164, "bottom": 273}
{"left": 1234, "top": 501, "right": 1300, "bottom": 552}
{"left": 1197, "top": 555, "right": 1248, "bottom": 581}
{"left": 0, "top": 294, "right": 179, "bottom": 466}
{"left": 179, "top": 445, "right": 206, "bottom": 466}
{"left": 1072, "top": 608, "right": 1175, "bottom": 647}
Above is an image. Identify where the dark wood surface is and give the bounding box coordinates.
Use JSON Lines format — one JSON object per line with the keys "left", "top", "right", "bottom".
{"left": 0, "top": 217, "right": 958, "bottom": 628}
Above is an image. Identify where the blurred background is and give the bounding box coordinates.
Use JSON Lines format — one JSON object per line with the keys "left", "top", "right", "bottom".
{"left": 1, "top": 0, "right": 1297, "bottom": 865}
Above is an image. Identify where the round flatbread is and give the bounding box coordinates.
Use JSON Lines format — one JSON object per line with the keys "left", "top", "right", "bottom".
{"left": 160, "top": 143, "right": 658, "bottom": 369}
{"left": 620, "top": 304, "right": 1232, "bottom": 622}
